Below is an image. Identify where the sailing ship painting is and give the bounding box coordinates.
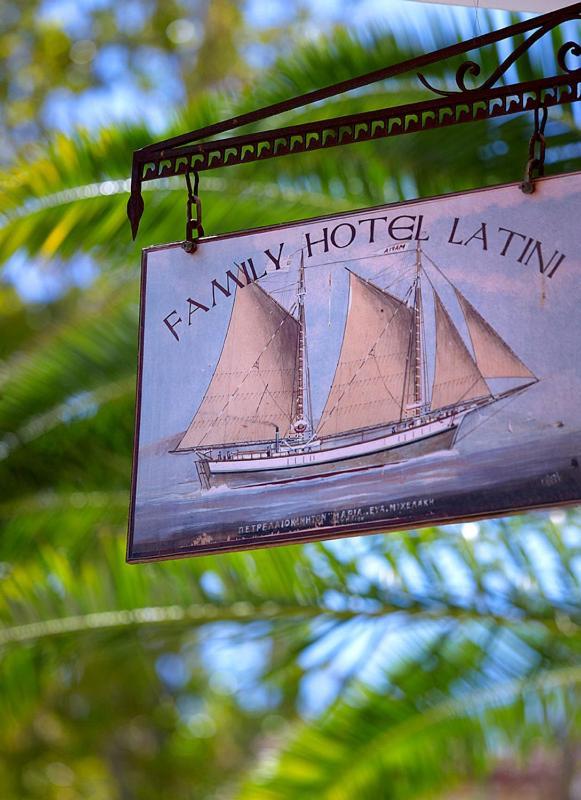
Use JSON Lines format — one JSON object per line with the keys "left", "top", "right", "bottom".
{"left": 128, "top": 174, "right": 581, "bottom": 562}
{"left": 173, "top": 244, "right": 537, "bottom": 490}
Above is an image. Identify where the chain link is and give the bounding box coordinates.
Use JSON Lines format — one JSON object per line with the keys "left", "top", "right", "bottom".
{"left": 183, "top": 172, "right": 204, "bottom": 252}
{"left": 520, "top": 106, "right": 548, "bottom": 195}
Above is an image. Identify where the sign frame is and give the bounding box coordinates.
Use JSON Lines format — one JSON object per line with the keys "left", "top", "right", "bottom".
{"left": 127, "top": 173, "right": 581, "bottom": 562}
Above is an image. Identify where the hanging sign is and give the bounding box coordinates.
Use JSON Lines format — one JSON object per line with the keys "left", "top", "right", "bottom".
{"left": 128, "top": 173, "right": 581, "bottom": 561}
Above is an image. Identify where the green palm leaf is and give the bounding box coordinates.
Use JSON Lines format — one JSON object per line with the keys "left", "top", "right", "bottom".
{"left": 1, "top": 10, "right": 580, "bottom": 799}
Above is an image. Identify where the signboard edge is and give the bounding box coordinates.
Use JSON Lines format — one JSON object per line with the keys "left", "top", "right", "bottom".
{"left": 127, "top": 170, "right": 581, "bottom": 563}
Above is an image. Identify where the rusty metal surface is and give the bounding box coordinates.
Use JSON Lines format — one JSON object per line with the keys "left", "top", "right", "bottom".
{"left": 127, "top": 3, "right": 581, "bottom": 239}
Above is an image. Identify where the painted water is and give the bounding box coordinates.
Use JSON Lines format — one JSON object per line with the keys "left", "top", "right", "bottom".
{"left": 131, "top": 426, "right": 581, "bottom": 558}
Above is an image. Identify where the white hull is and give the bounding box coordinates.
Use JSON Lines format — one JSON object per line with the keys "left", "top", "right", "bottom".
{"left": 208, "top": 412, "right": 466, "bottom": 476}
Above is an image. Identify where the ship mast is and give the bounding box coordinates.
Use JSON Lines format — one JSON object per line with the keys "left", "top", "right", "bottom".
{"left": 412, "top": 243, "right": 426, "bottom": 417}
{"left": 293, "top": 250, "right": 311, "bottom": 440}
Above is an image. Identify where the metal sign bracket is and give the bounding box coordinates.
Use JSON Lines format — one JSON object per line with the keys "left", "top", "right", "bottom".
{"left": 127, "top": 2, "right": 581, "bottom": 240}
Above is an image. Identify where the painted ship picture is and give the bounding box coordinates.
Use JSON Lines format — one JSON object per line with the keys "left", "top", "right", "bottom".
{"left": 128, "top": 174, "right": 581, "bottom": 562}
{"left": 173, "top": 245, "right": 537, "bottom": 490}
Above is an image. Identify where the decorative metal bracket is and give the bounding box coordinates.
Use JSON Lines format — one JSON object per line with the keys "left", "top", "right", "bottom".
{"left": 127, "top": 2, "right": 581, "bottom": 240}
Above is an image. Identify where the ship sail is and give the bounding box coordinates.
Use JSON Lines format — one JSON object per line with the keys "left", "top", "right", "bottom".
{"left": 177, "top": 280, "right": 299, "bottom": 449}
{"left": 316, "top": 271, "right": 415, "bottom": 437}
{"left": 431, "top": 291, "right": 490, "bottom": 410}
{"left": 454, "top": 288, "right": 535, "bottom": 379}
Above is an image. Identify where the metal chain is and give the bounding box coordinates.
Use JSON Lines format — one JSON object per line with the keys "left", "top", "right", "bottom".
{"left": 183, "top": 171, "right": 204, "bottom": 252}
{"left": 520, "top": 106, "right": 548, "bottom": 195}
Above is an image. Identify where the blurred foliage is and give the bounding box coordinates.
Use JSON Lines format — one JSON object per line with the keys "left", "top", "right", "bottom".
{"left": 0, "top": 2, "right": 580, "bottom": 798}
{"left": 0, "top": 0, "right": 317, "bottom": 156}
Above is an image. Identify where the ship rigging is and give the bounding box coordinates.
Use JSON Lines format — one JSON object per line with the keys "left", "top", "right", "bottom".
{"left": 173, "top": 244, "right": 537, "bottom": 489}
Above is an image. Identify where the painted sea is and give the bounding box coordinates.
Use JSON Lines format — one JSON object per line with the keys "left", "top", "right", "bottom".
{"left": 131, "top": 425, "right": 581, "bottom": 559}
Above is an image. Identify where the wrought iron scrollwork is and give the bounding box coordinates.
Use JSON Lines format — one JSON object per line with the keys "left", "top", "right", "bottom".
{"left": 558, "top": 40, "right": 581, "bottom": 73}
{"left": 417, "top": 12, "right": 581, "bottom": 97}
